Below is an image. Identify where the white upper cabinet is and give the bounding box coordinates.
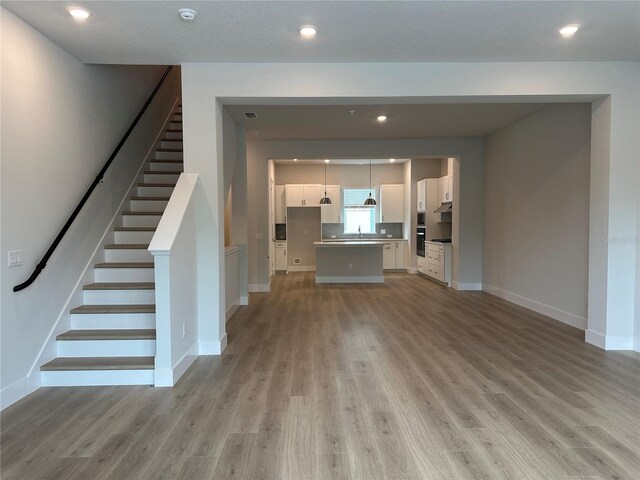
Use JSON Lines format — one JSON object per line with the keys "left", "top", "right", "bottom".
{"left": 321, "top": 185, "right": 342, "bottom": 223}
{"left": 379, "top": 184, "right": 404, "bottom": 223}
{"left": 275, "top": 185, "right": 286, "bottom": 223}
{"left": 285, "top": 184, "right": 304, "bottom": 207}
{"left": 438, "top": 175, "right": 453, "bottom": 204}
{"left": 417, "top": 179, "right": 427, "bottom": 211}
{"left": 303, "top": 184, "right": 322, "bottom": 205}
{"left": 285, "top": 184, "right": 322, "bottom": 207}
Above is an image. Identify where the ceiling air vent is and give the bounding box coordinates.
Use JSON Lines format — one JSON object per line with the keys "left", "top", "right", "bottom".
{"left": 243, "top": 112, "right": 258, "bottom": 119}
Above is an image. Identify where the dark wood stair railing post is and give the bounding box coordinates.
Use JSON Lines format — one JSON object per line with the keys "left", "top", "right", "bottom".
{"left": 13, "top": 65, "right": 174, "bottom": 292}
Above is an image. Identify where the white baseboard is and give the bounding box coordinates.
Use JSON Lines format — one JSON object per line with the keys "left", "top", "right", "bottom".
{"left": 226, "top": 303, "right": 239, "bottom": 322}
{"left": 315, "top": 275, "right": 385, "bottom": 284}
{"left": 483, "top": 284, "right": 587, "bottom": 330}
{"left": 288, "top": 265, "right": 316, "bottom": 272}
{"left": 585, "top": 330, "right": 633, "bottom": 350}
{"left": 1, "top": 377, "right": 30, "bottom": 410}
{"left": 407, "top": 268, "right": 418, "bottom": 274}
{"left": 249, "top": 284, "right": 270, "bottom": 292}
{"left": 154, "top": 342, "right": 198, "bottom": 387}
{"left": 585, "top": 329, "right": 606, "bottom": 349}
{"left": 199, "top": 334, "right": 227, "bottom": 355}
{"left": 453, "top": 282, "right": 483, "bottom": 291}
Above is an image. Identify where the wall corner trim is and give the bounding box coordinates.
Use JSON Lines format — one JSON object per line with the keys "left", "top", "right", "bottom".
{"left": 248, "top": 284, "right": 270, "bottom": 293}
{"left": 199, "top": 335, "right": 227, "bottom": 355}
{"left": 453, "top": 282, "right": 483, "bottom": 291}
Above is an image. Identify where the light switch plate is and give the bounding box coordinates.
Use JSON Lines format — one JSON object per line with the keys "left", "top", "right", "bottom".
{"left": 8, "top": 250, "right": 23, "bottom": 267}
{"left": 381, "top": 229, "right": 386, "bottom": 234}
{"left": 256, "top": 233, "right": 263, "bottom": 240}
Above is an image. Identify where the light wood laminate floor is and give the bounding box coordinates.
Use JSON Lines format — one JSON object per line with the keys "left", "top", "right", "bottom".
{"left": 2, "top": 273, "right": 639, "bottom": 480}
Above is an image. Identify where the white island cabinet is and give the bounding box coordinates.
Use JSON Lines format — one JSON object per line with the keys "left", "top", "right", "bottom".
{"left": 314, "top": 241, "right": 384, "bottom": 283}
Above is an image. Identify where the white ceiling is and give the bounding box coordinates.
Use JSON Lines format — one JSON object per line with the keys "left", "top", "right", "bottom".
{"left": 4, "top": 1, "right": 639, "bottom": 64}
{"left": 226, "top": 103, "right": 549, "bottom": 140}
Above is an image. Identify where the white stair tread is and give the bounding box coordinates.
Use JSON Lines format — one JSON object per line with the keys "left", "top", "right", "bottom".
{"left": 41, "top": 356, "right": 154, "bottom": 371}
{"left": 83, "top": 282, "right": 155, "bottom": 290}
{"left": 57, "top": 329, "right": 156, "bottom": 341}
{"left": 70, "top": 304, "right": 155, "bottom": 314}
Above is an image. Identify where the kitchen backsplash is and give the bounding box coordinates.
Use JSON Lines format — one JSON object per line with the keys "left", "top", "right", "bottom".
{"left": 322, "top": 223, "right": 404, "bottom": 240}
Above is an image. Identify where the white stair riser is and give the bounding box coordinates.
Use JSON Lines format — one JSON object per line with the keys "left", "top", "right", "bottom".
{"left": 161, "top": 140, "right": 183, "bottom": 149}
{"left": 123, "top": 214, "right": 161, "bottom": 228}
{"left": 163, "top": 131, "right": 183, "bottom": 140}
{"left": 57, "top": 339, "right": 156, "bottom": 357}
{"left": 41, "top": 369, "right": 154, "bottom": 387}
{"left": 105, "top": 249, "right": 153, "bottom": 263}
{"left": 149, "top": 161, "right": 183, "bottom": 172}
{"left": 71, "top": 312, "right": 156, "bottom": 330}
{"left": 114, "top": 230, "right": 155, "bottom": 243}
{"left": 83, "top": 289, "right": 155, "bottom": 305}
{"left": 95, "top": 267, "right": 154, "bottom": 282}
{"left": 137, "top": 185, "right": 175, "bottom": 197}
{"left": 130, "top": 199, "right": 169, "bottom": 211}
{"left": 154, "top": 151, "right": 183, "bottom": 161}
{"left": 144, "top": 173, "right": 180, "bottom": 183}
{"left": 169, "top": 122, "right": 182, "bottom": 130}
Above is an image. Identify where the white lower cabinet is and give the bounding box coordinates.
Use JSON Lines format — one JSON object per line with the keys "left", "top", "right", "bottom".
{"left": 418, "top": 242, "right": 452, "bottom": 286}
{"left": 383, "top": 240, "right": 407, "bottom": 270}
{"left": 275, "top": 242, "right": 287, "bottom": 272}
{"left": 417, "top": 256, "right": 427, "bottom": 274}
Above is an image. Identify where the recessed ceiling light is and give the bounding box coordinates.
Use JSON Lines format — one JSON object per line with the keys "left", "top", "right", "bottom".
{"left": 377, "top": 115, "right": 387, "bottom": 122}
{"left": 559, "top": 24, "right": 579, "bottom": 38}
{"left": 389, "top": 158, "right": 396, "bottom": 163}
{"left": 67, "top": 6, "right": 91, "bottom": 20}
{"left": 299, "top": 25, "right": 317, "bottom": 38}
{"left": 324, "top": 159, "right": 330, "bottom": 163}
{"left": 178, "top": 8, "right": 197, "bottom": 21}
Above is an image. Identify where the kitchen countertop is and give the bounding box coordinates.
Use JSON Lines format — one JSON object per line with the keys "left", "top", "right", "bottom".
{"left": 319, "top": 238, "right": 407, "bottom": 242}
{"left": 314, "top": 241, "right": 386, "bottom": 247}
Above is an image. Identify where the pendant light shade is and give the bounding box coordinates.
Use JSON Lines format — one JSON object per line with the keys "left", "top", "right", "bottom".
{"left": 320, "top": 160, "right": 332, "bottom": 204}
{"left": 364, "top": 159, "right": 377, "bottom": 206}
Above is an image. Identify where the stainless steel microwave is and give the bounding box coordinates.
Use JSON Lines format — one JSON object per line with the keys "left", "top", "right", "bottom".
{"left": 417, "top": 211, "right": 426, "bottom": 226}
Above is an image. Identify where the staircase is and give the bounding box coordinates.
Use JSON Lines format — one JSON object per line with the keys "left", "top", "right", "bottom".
{"left": 40, "top": 105, "right": 183, "bottom": 386}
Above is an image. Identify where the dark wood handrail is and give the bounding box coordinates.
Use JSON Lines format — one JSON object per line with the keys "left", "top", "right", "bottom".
{"left": 13, "top": 66, "right": 174, "bottom": 292}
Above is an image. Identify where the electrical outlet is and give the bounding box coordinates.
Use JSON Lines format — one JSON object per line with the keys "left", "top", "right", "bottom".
{"left": 182, "top": 324, "right": 186, "bottom": 338}
{"left": 256, "top": 233, "right": 263, "bottom": 240}
{"left": 381, "top": 229, "right": 386, "bottom": 234}
{"left": 331, "top": 235, "right": 336, "bottom": 239}
{"left": 348, "top": 263, "right": 353, "bottom": 269}
{"left": 8, "top": 250, "right": 23, "bottom": 267}
{"left": 387, "top": 234, "right": 392, "bottom": 238}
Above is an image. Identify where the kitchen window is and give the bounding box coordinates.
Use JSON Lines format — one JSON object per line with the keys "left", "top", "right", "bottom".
{"left": 343, "top": 188, "right": 376, "bottom": 234}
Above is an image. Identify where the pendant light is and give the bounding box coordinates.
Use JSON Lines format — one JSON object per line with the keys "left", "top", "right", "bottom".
{"left": 364, "top": 159, "right": 377, "bottom": 205}
{"left": 320, "top": 160, "right": 332, "bottom": 204}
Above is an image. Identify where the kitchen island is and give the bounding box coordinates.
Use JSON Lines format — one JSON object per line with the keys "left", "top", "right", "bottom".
{"left": 314, "top": 241, "right": 385, "bottom": 283}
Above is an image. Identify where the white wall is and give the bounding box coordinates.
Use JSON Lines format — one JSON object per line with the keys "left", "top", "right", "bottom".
{"left": 483, "top": 104, "right": 592, "bottom": 329}
{"left": 0, "top": 8, "right": 171, "bottom": 406}
{"left": 245, "top": 138, "right": 484, "bottom": 290}
{"left": 181, "top": 61, "right": 639, "bottom": 350}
